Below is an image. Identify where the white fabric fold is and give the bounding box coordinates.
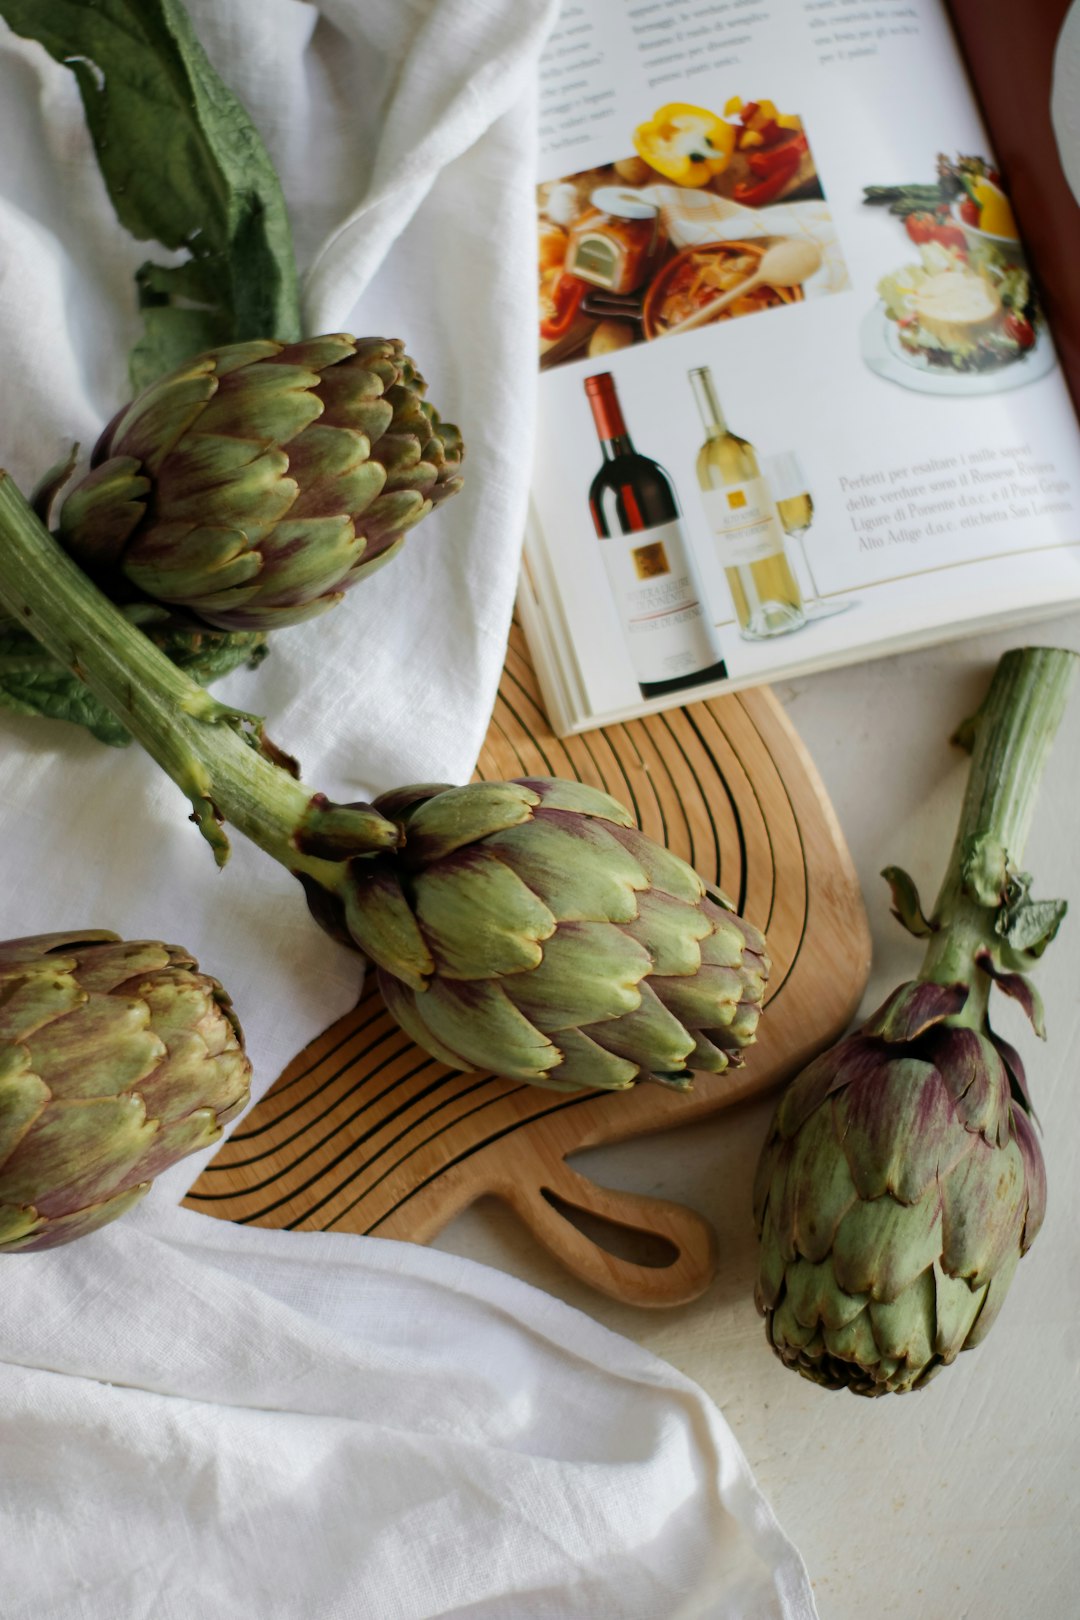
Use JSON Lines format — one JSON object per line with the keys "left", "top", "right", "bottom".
{"left": 0, "top": 3, "right": 815, "bottom": 1614}
{"left": 0, "top": 1205, "right": 815, "bottom": 1620}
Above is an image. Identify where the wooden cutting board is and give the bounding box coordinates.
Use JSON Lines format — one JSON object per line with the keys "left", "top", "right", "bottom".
{"left": 185, "top": 624, "right": 870, "bottom": 1306}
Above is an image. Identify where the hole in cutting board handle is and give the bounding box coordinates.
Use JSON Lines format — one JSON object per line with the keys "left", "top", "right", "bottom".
{"left": 539, "top": 1187, "right": 680, "bottom": 1269}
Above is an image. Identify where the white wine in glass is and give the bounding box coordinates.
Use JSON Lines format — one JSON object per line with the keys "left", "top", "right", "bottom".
{"left": 765, "top": 452, "right": 854, "bottom": 621}
{"left": 689, "top": 367, "right": 805, "bottom": 641}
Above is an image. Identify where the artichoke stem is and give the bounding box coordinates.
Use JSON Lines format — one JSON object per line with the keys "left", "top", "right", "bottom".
{"left": 919, "top": 646, "right": 1079, "bottom": 998}
{"left": 0, "top": 472, "right": 399, "bottom": 875}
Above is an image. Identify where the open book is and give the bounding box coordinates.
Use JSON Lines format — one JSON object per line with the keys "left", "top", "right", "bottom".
{"left": 521, "top": 0, "right": 1080, "bottom": 735}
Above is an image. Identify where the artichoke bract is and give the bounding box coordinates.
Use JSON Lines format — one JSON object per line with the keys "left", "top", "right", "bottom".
{"left": 56, "top": 336, "right": 464, "bottom": 631}
{"left": 754, "top": 647, "right": 1076, "bottom": 1396}
{"left": 318, "top": 778, "right": 769, "bottom": 1092}
{"left": 0, "top": 483, "right": 768, "bottom": 1096}
{"left": 0, "top": 931, "right": 251, "bottom": 1253}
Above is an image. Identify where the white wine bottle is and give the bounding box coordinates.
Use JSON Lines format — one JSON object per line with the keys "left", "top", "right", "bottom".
{"left": 689, "top": 366, "right": 805, "bottom": 640}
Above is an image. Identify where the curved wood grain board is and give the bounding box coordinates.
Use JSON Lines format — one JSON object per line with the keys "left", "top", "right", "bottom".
{"left": 186, "top": 625, "right": 871, "bottom": 1305}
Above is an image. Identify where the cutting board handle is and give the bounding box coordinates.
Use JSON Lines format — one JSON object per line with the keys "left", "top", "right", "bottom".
{"left": 495, "top": 1158, "right": 718, "bottom": 1308}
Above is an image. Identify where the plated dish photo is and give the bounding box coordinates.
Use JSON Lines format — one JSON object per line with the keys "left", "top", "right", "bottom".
{"left": 861, "top": 153, "right": 1053, "bottom": 394}
{"left": 538, "top": 97, "right": 831, "bottom": 368}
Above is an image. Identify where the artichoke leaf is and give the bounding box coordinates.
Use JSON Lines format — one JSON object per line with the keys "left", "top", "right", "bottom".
{"left": 486, "top": 813, "right": 648, "bottom": 923}
{"left": 500, "top": 921, "right": 650, "bottom": 1030}
{"left": 413, "top": 979, "right": 561, "bottom": 1082}
{"left": 412, "top": 850, "right": 556, "bottom": 979}
{"left": 401, "top": 782, "right": 539, "bottom": 865}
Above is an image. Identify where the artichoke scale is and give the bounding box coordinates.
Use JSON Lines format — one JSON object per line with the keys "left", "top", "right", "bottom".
{"left": 400, "top": 781, "right": 539, "bottom": 865}
{"left": 484, "top": 811, "right": 647, "bottom": 923}
{"left": 580, "top": 980, "right": 695, "bottom": 1074}
{"left": 343, "top": 863, "right": 435, "bottom": 992}
{"left": 500, "top": 920, "right": 651, "bottom": 1030}
{"left": 0, "top": 1092, "right": 159, "bottom": 1213}
{"left": 25, "top": 993, "right": 166, "bottom": 1098}
{"left": 123, "top": 522, "right": 264, "bottom": 601}
{"left": 0, "top": 969, "right": 86, "bottom": 1043}
{"left": 621, "top": 887, "right": 711, "bottom": 976}
{"left": 545, "top": 1028, "right": 637, "bottom": 1091}
{"left": 196, "top": 361, "right": 326, "bottom": 444}
{"left": 604, "top": 823, "right": 706, "bottom": 904}
{"left": 519, "top": 777, "right": 634, "bottom": 825}
{"left": 831, "top": 1184, "right": 943, "bottom": 1302}
{"left": 0, "top": 1047, "right": 50, "bottom": 1162}
{"left": 411, "top": 849, "right": 556, "bottom": 979}
{"left": 152, "top": 435, "right": 295, "bottom": 532}
{"left": 409, "top": 978, "right": 561, "bottom": 1082}
{"left": 107, "top": 359, "right": 219, "bottom": 471}
{"left": 0, "top": 1181, "right": 151, "bottom": 1254}
{"left": 837, "top": 1058, "right": 959, "bottom": 1204}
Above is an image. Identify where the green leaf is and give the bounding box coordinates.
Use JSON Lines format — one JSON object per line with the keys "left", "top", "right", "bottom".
{"left": 0, "top": 609, "right": 266, "bottom": 747}
{"left": 0, "top": 0, "right": 301, "bottom": 387}
{"left": 998, "top": 897, "right": 1067, "bottom": 959}
{"left": 960, "top": 834, "right": 1009, "bottom": 907}
{"left": 993, "top": 866, "right": 1066, "bottom": 959}
{"left": 0, "top": 612, "right": 132, "bottom": 745}
{"left": 881, "top": 865, "right": 936, "bottom": 938}
{"left": 149, "top": 619, "right": 269, "bottom": 688}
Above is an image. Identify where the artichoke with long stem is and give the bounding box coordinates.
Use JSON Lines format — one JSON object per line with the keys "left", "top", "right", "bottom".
{"left": 0, "top": 477, "right": 768, "bottom": 1093}
{"left": 753, "top": 646, "right": 1076, "bottom": 1395}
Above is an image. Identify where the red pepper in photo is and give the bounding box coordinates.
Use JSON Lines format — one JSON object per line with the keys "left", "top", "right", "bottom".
{"left": 747, "top": 132, "right": 807, "bottom": 178}
{"left": 733, "top": 146, "right": 802, "bottom": 206}
{"left": 540, "top": 273, "right": 586, "bottom": 340}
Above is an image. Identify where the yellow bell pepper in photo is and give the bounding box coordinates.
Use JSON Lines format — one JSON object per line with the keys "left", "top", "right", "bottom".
{"left": 632, "top": 104, "right": 737, "bottom": 187}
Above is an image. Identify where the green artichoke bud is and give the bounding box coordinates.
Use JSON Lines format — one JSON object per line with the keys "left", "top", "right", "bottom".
{"left": 55, "top": 335, "right": 464, "bottom": 631}
{"left": 302, "top": 778, "right": 769, "bottom": 1092}
{"left": 754, "top": 647, "right": 1077, "bottom": 1395}
{"left": 0, "top": 488, "right": 768, "bottom": 1096}
{"left": 753, "top": 983, "right": 1045, "bottom": 1395}
{"left": 0, "top": 931, "right": 251, "bottom": 1253}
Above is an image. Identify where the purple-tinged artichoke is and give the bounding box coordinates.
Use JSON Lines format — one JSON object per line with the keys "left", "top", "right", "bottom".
{"left": 0, "top": 480, "right": 768, "bottom": 1097}
{"left": 754, "top": 646, "right": 1076, "bottom": 1395}
{"left": 0, "top": 931, "right": 251, "bottom": 1253}
{"left": 325, "top": 778, "right": 769, "bottom": 1092}
{"left": 753, "top": 982, "right": 1045, "bottom": 1394}
{"left": 54, "top": 336, "right": 464, "bottom": 631}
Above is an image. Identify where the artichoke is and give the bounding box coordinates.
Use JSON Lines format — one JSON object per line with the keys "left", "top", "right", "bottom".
{"left": 753, "top": 982, "right": 1045, "bottom": 1395}
{"left": 0, "top": 931, "right": 251, "bottom": 1253}
{"left": 0, "top": 481, "right": 770, "bottom": 1096}
{"left": 754, "top": 647, "right": 1077, "bottom": 1395}
{"left": 320, "top": 778, "right": 769, "bottom": 1091}
{"left": 55, "top": 336, "right": 464, "bottom": 631}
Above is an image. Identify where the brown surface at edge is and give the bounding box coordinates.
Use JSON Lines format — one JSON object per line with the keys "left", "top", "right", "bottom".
{"left": 947, "top": 0, "right": 1080, "bottom": 412}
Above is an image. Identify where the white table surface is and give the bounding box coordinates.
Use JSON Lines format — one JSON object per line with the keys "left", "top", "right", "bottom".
{"left": 433, "top": 613, "right": 1080, "bottom": 1619}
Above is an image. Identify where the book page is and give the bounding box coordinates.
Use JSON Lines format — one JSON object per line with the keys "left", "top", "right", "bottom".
{"left": 526, "top": 0, "right": 1080, "bottom": 732}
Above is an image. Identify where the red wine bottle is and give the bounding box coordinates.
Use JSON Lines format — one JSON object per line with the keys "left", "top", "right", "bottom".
{"left": 586, "top": 372, "right": 727, "bottom": 698}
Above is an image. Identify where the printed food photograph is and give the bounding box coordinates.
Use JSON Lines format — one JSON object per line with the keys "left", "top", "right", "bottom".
{"left": 860, "top": 152, "right": 1056, "bottom": 394}
{"left": 538, "top": 98, "right": 851, "bottom": 369}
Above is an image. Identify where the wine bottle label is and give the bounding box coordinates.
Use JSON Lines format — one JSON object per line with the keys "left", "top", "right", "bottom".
{"left": 701, "top": 477, "right": 786, "bottom": 566}
{"left": 598, "top": 517, "right": 717, "bottom": 685}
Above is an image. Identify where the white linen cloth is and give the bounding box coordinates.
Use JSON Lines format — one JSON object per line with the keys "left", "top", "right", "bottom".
{"left": 0, "top": 3, "right": 816, "bottom": 1614}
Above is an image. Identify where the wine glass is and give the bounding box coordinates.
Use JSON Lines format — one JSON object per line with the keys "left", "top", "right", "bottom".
{"left": 764, "top": 452, "right": 855, "bottom": 621}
